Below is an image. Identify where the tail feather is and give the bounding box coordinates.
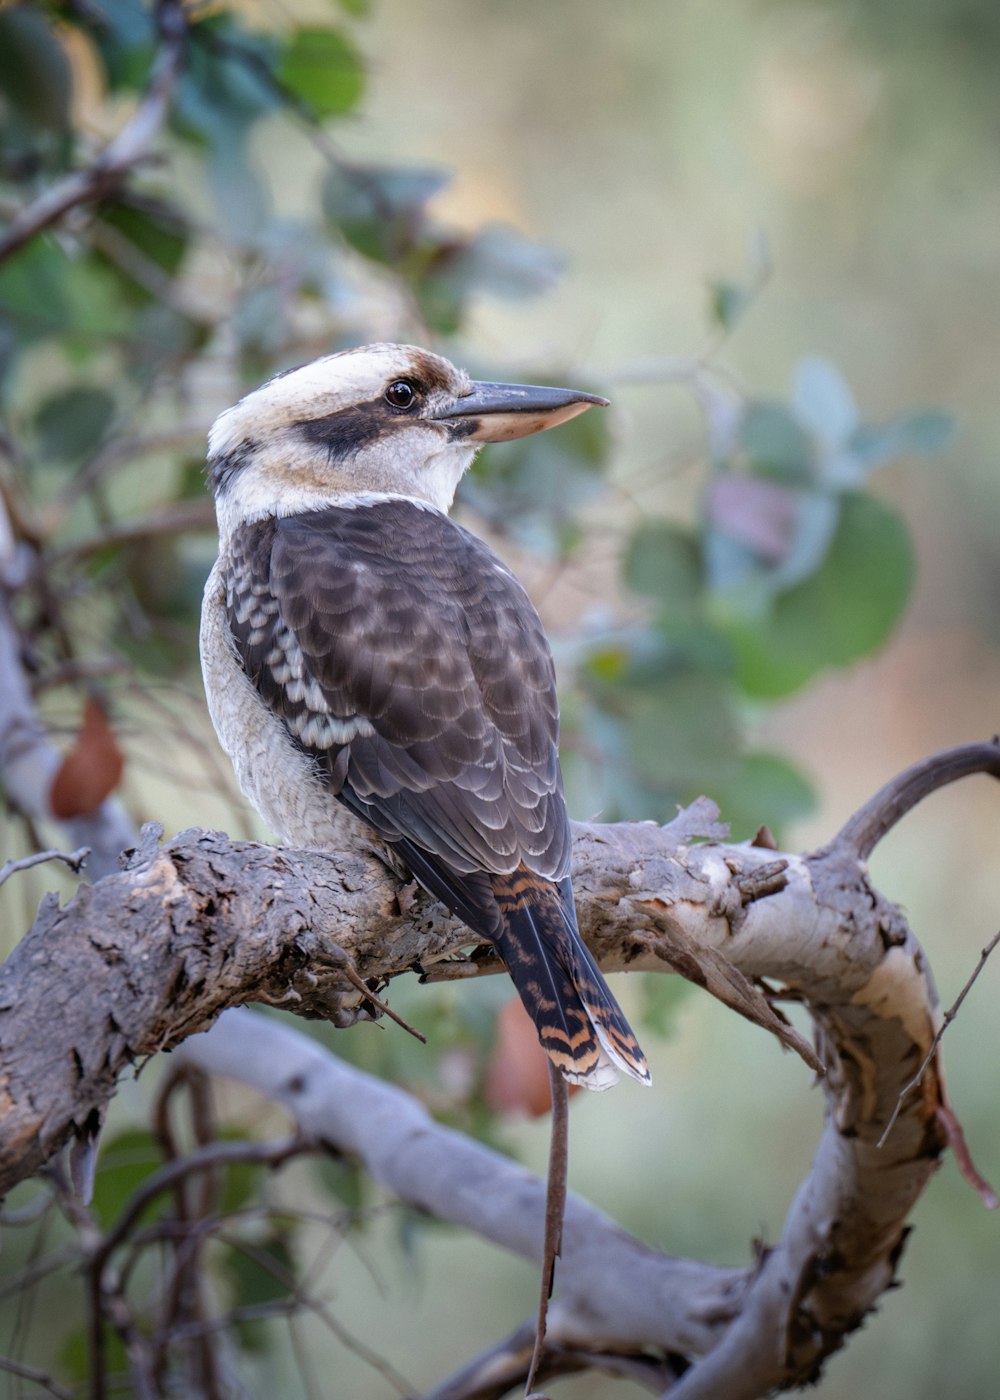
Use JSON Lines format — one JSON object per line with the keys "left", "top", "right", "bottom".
{"left": 491, "top": 867, "right": 650, "bottom": 1091}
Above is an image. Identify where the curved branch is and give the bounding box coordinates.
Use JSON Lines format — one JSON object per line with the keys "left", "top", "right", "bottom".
{"left": 829, "top": 738, "right": 1000, "bottom": 861}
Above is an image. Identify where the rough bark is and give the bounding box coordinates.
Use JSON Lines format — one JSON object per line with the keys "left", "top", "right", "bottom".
{"left": 2, "top": 742, "right": 997, "bottom": 1396}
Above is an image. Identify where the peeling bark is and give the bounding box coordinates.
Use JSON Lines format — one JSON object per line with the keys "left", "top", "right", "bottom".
{"left": 1, "top": 743, "right": 998, "bottom": 1398}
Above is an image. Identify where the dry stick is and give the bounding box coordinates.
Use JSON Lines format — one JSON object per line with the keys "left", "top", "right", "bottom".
{"left": 0, "top": 846, "right": 90, "bottom": 890}
{"left": 524, "top": 1062, "right": 569, "bottom": 1400}
{"left": 339, "top": 962, "right": 427, "bottom": 1044}
{"left": 878, "top": 928, "right": 1000, "bottom": 1153}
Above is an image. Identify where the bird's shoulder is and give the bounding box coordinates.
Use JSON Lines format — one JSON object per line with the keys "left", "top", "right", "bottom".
{"left": 222, "top": 498, "right": 558, "bottom": 743}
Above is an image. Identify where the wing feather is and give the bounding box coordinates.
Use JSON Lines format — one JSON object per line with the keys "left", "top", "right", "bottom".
{"left": 224, "top": 501, "right": 571, "bottom": 896}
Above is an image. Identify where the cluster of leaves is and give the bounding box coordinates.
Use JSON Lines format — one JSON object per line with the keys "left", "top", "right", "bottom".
{"left": 564, "top": 331, "right": 951, "bottom": 840}
{"left": 0, "top": 0, "right": 559, "bottom": 677}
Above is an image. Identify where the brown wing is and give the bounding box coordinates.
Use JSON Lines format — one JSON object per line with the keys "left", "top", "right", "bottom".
{"left": 224, "top": 500, "right": 650, "bottom": 1088}
{"left": 224, "top": 501, "right": 571, "bottom": 918}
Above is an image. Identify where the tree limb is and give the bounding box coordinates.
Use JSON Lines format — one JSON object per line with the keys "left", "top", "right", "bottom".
{"left": 2, "top": 742, "right": 997, "bottom": 1394}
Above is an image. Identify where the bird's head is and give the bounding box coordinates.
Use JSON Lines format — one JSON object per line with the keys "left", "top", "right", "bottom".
{"left": 207, "top": 343, "right": 607, "bottom": 536}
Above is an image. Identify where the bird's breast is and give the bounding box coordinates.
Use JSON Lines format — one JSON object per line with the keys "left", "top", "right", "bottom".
{"left": 199, "top": 558, "right": 364, "bottom": 850}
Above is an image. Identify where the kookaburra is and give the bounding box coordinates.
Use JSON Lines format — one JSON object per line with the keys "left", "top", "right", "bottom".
{"left": 200, "top": 343, "right": 650, "bottom": 1091}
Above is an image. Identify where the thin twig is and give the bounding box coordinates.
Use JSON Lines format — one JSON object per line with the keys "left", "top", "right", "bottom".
{"left": 46, "top": 500, "right": 217, "bottom": 567}
{"left": 340, "top": 963, "right": 427, "bottom": 1043}
{"left": 0, "top": 845, "right": 90, "bottom": 890}
{"left": 524, "top": 1062, "right": 569, "bottom": 1400}
{"left": 91, "top": 1136, "right": 314, "bottom": 1274}
{"left": 0, "top": 0, "right": 188, "bottom": 265}
{"left": 0, "top": 1356, "right": 72, "bottom": 1399}
{"left": 877, "top": 928, "right": 1000, "bottom": 1151}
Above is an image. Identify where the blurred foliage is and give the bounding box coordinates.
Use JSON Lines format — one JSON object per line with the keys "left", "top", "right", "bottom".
{"left": 0, "top": 0, "right": 956, "bottom": 1393}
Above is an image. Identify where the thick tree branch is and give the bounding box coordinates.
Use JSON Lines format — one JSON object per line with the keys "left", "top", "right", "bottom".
{"left": 1, "top": 743, "right": 997, "bottom": 1396}
{"left": 0, "top": 744, "right": 991, "bottom": 1388}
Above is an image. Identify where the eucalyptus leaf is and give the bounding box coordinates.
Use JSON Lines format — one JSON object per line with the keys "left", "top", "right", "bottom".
{"left": 739, "top": 402, "right": 814, "bottom": 484}
{"left": 89, "top": 1128, "right": 164, "bottom": 1229}
{"left": 0, "top": 238, "right": 71, "bottom": 347}
{"left": 710, "top": 751, "right": 815, "bottom": 843}
{"left": 322, "top": 162, "right": 450, "bottom": 262}
{"left": 0, "top": 6, "right": 71, "bottom": 135}
{"left": 278, "top": 25, "right": 365, "bottom": 119}
{"left": 708, "top": 278, "right": 748, "bottom": 331}
{"left": 721, "top": 492, "right": 914, "bottom": 698}
{"left": 35, "top": 386, "right": 116, "bottom": 465}
{"left": 624, "top": 520, "right": 702, "bottom": 611}
{"left": 852, "top": 409, "right": 955, "bottom": 468}
{"left": 792, "top": 355, "right": 858, "bottom": 444}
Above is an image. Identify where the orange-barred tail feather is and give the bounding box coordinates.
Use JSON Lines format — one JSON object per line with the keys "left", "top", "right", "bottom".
{"left": 490, "top": 866, "right": 650, "bottom": 1091}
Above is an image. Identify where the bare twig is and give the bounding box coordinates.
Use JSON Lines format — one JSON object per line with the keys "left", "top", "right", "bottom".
{"left": 877, "top": 927, "right": 1000, "bottom": 1155}
{"left": 49, "top": 425, "right": 208, "bottom": 525}
{"left": 47, "top": 500, "right": 217, "bottom": 567}
{"left": 338, "top": 958, "right": 427, "bottom": 1043}
{"left": 0, "top": 0, "right": 188, "bottom": 265}
{"left": 0, "top": 1356, "right": 72, "bottom": 1400}
{"left": 0, "top": 845, "right": 90, "bottom": 890}
{"left": 91, "top": 1136, "right": 314, "bottom": 1274}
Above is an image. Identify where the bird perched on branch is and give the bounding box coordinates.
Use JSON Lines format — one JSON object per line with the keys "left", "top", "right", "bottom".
{"left": 200, "top": 344, "right": 650, "bottom": 1092}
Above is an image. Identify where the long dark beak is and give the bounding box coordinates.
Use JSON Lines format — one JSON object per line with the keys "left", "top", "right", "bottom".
{"left": 430, "top": 380, "right": 609, "bottom": 443}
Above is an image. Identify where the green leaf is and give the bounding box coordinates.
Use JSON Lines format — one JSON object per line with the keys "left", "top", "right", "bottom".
{"left": 0, "top": 6, "right": 71, "bottom": 134}
{"left": 96, "top": 198, "right": 190, "bottom": 304}
{"left": 852, "top": 409, "right": 955, "bottom": 468}
{"left": 223, "top": 1230, "right": 296, "bottom": 1352}
{"left": 322, "top": 162, "right": 450, "bottom": 262}
{"left": 85, "top": 0, "right": 156, "bottom": 90}
{"left": 463, "top": 388, "right": 610, "bottom": 551}
{"left": 622, "top": 668, "right": 741, "bottom": 798}
{"left": 624, "top": 521, "right": 702, "bottom": 612}
{"left": 313, "top": 1155, "right": 366, "bottom": 1210}
{"left": 792, "top": 356, "right": 858, "bottom": 445}
{"left": 710, "top": 751, "right": 816, "bottom": 843}
{"left": 411, "top": 226, "right": 562, "bottom": 335}
{"left": 34, "top": 386, "right": 116, "bottom": 464}
{"left": 444, "top": 225, "right": 564, "bottom": 301}
{"left": 90, "top": 1128, "right": 164, "bottom": 1229}
{"left": 279, "top": 25, "right": 365, "bottom": 119}
{"left": 0, "top": 238, "right": 71, "bottom": 347}
{"left": 738, "top": 402, "right": 815, "bottom": 484}
{"left": 707, "top": 279, "right": 748, "bottom": 332}
{"left": 173, "top": 17, "right": 279, "bottom": 148}
{"left": 721, "top": 492, "right": 914, "bottom": 698}
{"left": 59, "top": 1324, "right": 127, "bottom": 1385}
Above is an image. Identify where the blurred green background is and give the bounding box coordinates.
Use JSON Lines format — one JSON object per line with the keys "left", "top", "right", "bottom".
{"left": 2, "top": 0, "right": 1000, "bottom": 1395}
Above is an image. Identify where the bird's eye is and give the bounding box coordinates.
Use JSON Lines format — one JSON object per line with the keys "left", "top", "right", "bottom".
{"left": 384, "top": 380, "right": 417, "bottom": 410}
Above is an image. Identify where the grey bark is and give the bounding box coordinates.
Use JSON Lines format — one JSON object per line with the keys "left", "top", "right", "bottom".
{"left": 2, "top": 741, "right": 997, "bottom": 1395}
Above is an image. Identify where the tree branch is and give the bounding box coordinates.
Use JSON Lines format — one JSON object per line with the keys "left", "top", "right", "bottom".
{"left": 3, "top": 741, "right": 998, "bottom": 1394}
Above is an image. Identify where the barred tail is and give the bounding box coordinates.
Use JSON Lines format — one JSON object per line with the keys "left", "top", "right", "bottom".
{"left": 491, "top": 867, "right": 651, "bottom": 1091}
